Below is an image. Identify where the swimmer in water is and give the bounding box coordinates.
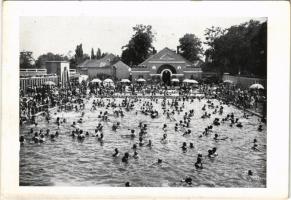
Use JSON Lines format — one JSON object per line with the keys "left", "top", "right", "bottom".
{"left": 132, "top": 144, "right": 137, "bottom": 150}
{"left": 125, "top": 182, "right": 131, "bottom": 187}
{"left": 146, "top": 140, "right": 152, "bottom": 147}
{"left": 252, "top": 143, "right": 260, "bottom": 151}
{"left": 19, "top": 135, "right": 25, "bottom": 145}
{"left": 71, "top": 121, "right": 76, "bottom": 128}
{"left": 214, "top": 133, "right": 228, "bottom": 141}
{"left": 112, "top": 148, "right": 119, "bottom": 157}
{"left": 32, "top": 132, "right": 39, "bottom": 143}
{"left": 122, "top": 152, "right": 129, "bottom": 163}
{"left": 194, "top": 154, "right": 203, "bottom": 169}
{"left": 130, "top": 129, "right": 136, "bottom": 138}
{"left": 161, "top": 133, "right": 167, "bottom": 141}
{"left": 139, "top": 137, "right": 144, "bottom": 146}
{"left": 181, "top": 142, "right": 187, "bottom": 152}
{"left": 258, "top": 125, "right": 263, "bottom": 131}
{"left": 236, "top": 122, "right": 243, "bottom": 128}
{"left": 181, "top": 177, "right": 192, "bottom": 185}
{"left": 132, "top": 151, "right": 139, "bottom": 159}
{"left": 45, "top": 129, "right": 50, "bottom": 136}
{"left": 189, "top": 142, "right": 194, "bottom": 149}
{"left": 162, "top": 124, "right": 168, "bottom": 132}
{"left": 98, "top": 133, "right": 104, "bottom": 142}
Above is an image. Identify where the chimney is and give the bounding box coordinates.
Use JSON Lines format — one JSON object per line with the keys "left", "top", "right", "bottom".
{"left": 177, "top": 46, "right": 180, "bottom": 54}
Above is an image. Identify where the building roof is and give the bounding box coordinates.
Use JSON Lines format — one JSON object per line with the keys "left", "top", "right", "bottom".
{"left": 113, "top": 60, "right": 130, "bottom": 70}
{"left": 138, "top": 47, "right": 193, "bottom": 66}
{"left": 77, "top": 54, "right": 116, "bottom": 68}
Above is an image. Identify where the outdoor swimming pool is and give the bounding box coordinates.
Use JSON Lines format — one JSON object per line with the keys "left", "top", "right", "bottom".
{"left": 19, "top": 97, "right": 266, "bottom": 187}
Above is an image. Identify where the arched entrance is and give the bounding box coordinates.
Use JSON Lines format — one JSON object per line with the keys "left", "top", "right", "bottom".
{"left": 161, "top": 69, "right": 171, "bottom": 85}
{"left": 157, "top": 64, "right": 176, "bottom": 85}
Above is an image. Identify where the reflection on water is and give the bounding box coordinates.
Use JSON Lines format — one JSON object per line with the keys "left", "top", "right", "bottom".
{"left": 20, "top": 98, "right": 266, "bottom": 187}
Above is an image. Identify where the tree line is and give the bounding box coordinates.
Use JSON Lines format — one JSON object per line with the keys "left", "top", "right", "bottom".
{"left": 20, "top": 20, "right": 266, "bottom": 78}
{"left": 20, "top": 45, "right": 108, "bottom": 69}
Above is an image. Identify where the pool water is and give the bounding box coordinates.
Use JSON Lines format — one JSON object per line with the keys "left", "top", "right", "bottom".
{"left": 19, "top": 97, "right": 266, "bottom": 187}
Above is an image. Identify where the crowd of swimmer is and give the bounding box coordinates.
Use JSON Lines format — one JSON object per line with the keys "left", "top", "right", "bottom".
{"left": 20, "top": 91, "right": 266, "bottom": 186}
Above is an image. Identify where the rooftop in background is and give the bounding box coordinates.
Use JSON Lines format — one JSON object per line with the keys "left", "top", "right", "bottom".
{"left": 77, "top": 54, "right": 116, "bottom": 68}
{"left": 45, "top": 61, "right": 69, "bottom": 63}
{"left": 138, "top": 47, "right": 194, "bottom": 67}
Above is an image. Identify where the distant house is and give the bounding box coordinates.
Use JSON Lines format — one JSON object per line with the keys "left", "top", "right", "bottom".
{"left": 131, "top": 47, "right": 202, "bottom": 83}
{"left": 77, "top": 54, "right": 130, "bottom": 80}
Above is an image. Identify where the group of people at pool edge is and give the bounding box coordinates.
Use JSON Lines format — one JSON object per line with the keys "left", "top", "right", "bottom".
{"left": 19, "top": 80, "right": 266, "bottom": 186}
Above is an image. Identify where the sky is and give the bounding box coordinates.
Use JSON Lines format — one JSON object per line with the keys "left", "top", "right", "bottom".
{"left": 20, "top": 17, "right": 266, "bottom": 59}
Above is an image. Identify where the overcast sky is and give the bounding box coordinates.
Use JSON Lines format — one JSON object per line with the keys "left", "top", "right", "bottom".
{"left": 20, "top": 17, "right": 266, "bottom": 59}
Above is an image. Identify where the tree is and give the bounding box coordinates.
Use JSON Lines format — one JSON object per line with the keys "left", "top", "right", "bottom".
{"left": 101, "top": 52, "right": 108, "bottom": 58}
{"left": 203, "top": 20, "right": 267, "bottom": 77}
{"left": 121, "top": 24, "right": 156, "bottom": 66}
{"left": 75, "top": 44, "right": 84, "bottom": 65}
{"left": 91, "top": 48, "right": 95, "bottom": 59}
{"left": 35, "top": 53, "right": 68, "bottom": 68}
{"left": 178, "top": 34, "right": 203, "bottom": 63}
{"left": 20, "top": 51, "right": 35, "bottom": 69}
{"left": 96, "top": 48, "right": 102, "bottom": 59}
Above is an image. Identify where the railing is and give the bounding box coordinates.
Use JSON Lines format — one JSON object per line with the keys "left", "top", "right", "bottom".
{"left": 70, "top": 69, "right": 76, "bottom": 74}
{"left": 20, "top": 68, "right": 47, "bottom": 77}
{"left": 20, "top": 76, "right": 58, "bottom": 93}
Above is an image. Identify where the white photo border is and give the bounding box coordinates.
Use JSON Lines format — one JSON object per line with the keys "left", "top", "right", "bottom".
{"left": 1, "top": 1, "right": 290, "bottom": 199}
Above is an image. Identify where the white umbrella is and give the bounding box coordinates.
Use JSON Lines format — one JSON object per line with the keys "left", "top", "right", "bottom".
{"left": 188, "top": 79, "right": 198, "bottom": 84}
{"left": 137, "top": 78, "right": 146, "bottom": 82}
{"left": 91, "top": 78, "right": 102, "bottom": 83}
{"left": 249, "top": 83, "right": 264, "bottom": 90}
{"left": 171, "top": 78, "right": 179, "bottom": 82}
{"left": 183, "top": 79, "right": 198, "bottom": 84}
{"left": 120, "top": 79, "right": 131, "bottom": 83}
{"left": 103, "top": 78, "right": 113, "bottom": 83}
{"left": 43, "top": 81, "right": 56, "bottom": 86}
{"left": 223, "top": 80, "right": 233, "bottom": 84}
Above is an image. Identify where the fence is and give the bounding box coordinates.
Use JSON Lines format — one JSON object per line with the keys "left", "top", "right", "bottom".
{"left": 20, "top": 76, "right": 58, "bottom": 92}
{"left": 222, "top": 74, "right": 266, "bottom": 89}
{"left": 20, "top": 68, "right": 47, "bottom": 77}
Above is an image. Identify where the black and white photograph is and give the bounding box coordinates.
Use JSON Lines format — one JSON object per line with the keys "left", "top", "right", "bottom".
{"left": 19, "top": 16, "right": 267, "bottom": 187}
{"left": 1, "top": 1, "right": 290, "bottom": 199}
